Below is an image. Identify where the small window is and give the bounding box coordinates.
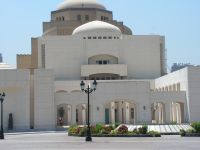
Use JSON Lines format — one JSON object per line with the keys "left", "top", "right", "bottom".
{"left": 83, "top": 37, "right": 86, "bottom": 39}
{"left": 77, "top": 15, "right": 81, "bottom": 21}
{"left": 96, "top": 77, "right": 100, "bottom": 80}
{"left": 108, "top": 36, "right": 112, "bottom": 39}
{"left": 62, "top": 16, "right": 65, "bottom": 21}
{"left": 85, "top": 15, "right": 89, "bottom": 21}
{"left": 103, "top": 36, "right": 107, "bottom": 39}
{"left": 112, "top": 77, "right": 115, "bottom": 80}
{"left": 101, "top": 16, "right": 104, "bottom": 20}
{"left": 117, "top": 37, "right": 119, "bottom": 39}
{"left": 101, "top": 77, "right": 105, "bottom": 80}
{"left": 88, "top": 37, "right": 91, "bottom": 39}
{"left": 99, "top": 60, "right": 102, "bottom": 64}
{"left": 103, "top": 60, "right": 107, "bottom": 64}
{"left": 106, "top": 77, "right": 110, "bottom": 80}
{"left": 98, "top": 36, "right": 102, "bottom": 39}
{"left": 131, "top": 108, "right": 134, "bottom": 119}
{"left": 93, "top": 37, "right": 97, "bottom": 39}
{"left": 114, "top": 37, "right": 116, "bottom": 39}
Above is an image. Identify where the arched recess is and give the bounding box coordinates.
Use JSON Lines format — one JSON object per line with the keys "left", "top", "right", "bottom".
{"left": 170, "top": 102, "right": 184, "bottom": 124}
{"left": 76, "top": 104, "right": 87, "bottom": 125}
{"left": 104, "top": 100, "right": 136, "bottom": 125}
{"left": 151, "top": 102, "right": 165, "bottom": 124}
{"left": 55, "top": 90, "right": 68, "bottom": 94}
{"left": 88, "top": 54, "right": 118, "bottom": 65}
{"left": 57, "top": 104, "right": 72, "bottom": 126}
{"left": 70, "top": 90, "right": 81, "bottom": 93}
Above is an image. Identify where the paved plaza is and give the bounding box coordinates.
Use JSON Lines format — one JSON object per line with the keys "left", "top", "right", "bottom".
{"left": 0, "top": 131, "right": 199, "bottom": 150}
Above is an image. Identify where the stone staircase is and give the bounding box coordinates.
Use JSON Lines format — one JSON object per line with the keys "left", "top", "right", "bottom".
{"left": 126, "top": 124, "right": 192, "bottom": 134}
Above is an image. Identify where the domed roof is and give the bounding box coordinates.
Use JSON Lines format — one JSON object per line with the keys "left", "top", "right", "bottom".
{"left": 72, "top": 20, "right": 122, "bottom": 35}
{"left": 0, "top": 63, "right": 13, "bottom": 69}
{"left": 57, "top": 0, "right": 106, "bottom": 10}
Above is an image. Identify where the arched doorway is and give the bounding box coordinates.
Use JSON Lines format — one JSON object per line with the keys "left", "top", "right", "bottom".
{"left": 151, "top": 102, "right": 165, "bottom": 124}
{"left": 57, "top": 104, "right": 72, "bottom": 126}
{"left": 171, "top": 102, "right": 184, "bottom": 124}
{"left": 76, "top": 104, "right": 87, "bottom": 125}
{"left": 104, "top": 100, "right": 136, "bottom": 124}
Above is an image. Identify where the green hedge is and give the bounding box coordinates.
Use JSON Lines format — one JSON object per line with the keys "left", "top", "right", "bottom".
{"left": 68, "top": 124, "right": 161, "bottom": 137}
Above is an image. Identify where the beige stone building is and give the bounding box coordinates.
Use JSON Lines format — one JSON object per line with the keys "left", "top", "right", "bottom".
{"left": 0, "top": 0, "right": 200, "bottom": 130}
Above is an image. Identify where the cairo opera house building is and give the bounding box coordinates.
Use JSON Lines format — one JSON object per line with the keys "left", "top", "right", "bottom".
{"left": 0, "top": 0, "right": 200, "bottom": 130}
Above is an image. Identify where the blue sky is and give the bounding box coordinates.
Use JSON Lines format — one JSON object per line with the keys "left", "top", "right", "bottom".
{"left": 0, "top": 0, "right": 200, "bottom": 70}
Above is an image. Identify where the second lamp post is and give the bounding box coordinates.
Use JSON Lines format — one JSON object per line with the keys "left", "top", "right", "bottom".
{"left": 80, "top": 80, "right": 97, "bottom": 142}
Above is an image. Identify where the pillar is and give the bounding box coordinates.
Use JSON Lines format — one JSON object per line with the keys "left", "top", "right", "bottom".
{"left": 165, "top": 102, "right": 171, "bottom": 123}
{"left": 67, "top": 105, "right": 72, "bottom": 125}
{"left": 125, "top": 102, "right": 130, "bottom": 124}
{"left": 71, "top": 104, "right": 76, "bottom": 125}
{"left": 82, "top": 104, "right": 86, "bottom": 125}
{"left": 111, "top": 102, "right": 115, "bottom": 124}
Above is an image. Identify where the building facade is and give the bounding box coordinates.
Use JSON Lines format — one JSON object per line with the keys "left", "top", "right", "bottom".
{"left": 0, "top": 0, "right": 200, "bottom": 130}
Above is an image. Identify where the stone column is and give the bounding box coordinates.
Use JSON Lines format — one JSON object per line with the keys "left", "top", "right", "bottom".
{"left": 125, "top": 102, "right": 130, "bottom": 124}
{"left": 111, "top": 102, "right": 115, "bottom": 124}
{"left": 67, "top": 105, "right": 72, "bottom": 125}
{"left": 82, "top": 104, "right": 86, "bottom": 125}
{"left": 165, "top": 102, "right": 171, "bottom": 123}
{"left": 71, "top": 104, "right": 77, "bottom": 125}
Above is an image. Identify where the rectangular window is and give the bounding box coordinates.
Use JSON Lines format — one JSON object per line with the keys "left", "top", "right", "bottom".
{"left": 77, "top": 15, "right": 81, "bottom": 21}
{"left": 103, "top": 36, "right": 107, "bottom": 39}
{"left": 85, "top": 15, "right": 89, "bottom": 21}
{"left": 131, "top": 108, "right": 134, "bottom": 119}
{"left": 76, "top": 109, "right": 78, "bottom": 123}
{"left": 103, "top": 60, "right": 107, "bottom": 64}
{"left": 41, "top": 44, "right": 45, "bottom": 68}
{"left": 99, "top": 60, "right": 102, "bottom": 64}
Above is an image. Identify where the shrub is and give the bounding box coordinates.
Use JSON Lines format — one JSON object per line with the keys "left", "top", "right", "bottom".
{"left": 78, "top": 127, "right": 86, "bottom": 136}
{"left": 110, "top": 130, "right": 117, "bottom": 135}
{"left": 148, "top": 131, "right": 161, "bottom": 137}
{"left": 138, "top": 125, "right": 148, "bottom": 134}
{"left": 132, "top": 128, "right": 139, "bottom": 134}
{"left": 187, "top": 128, "right": 196, "bottom": 134}
{"left": 114, "top": 122, "right": 120, "bottom": 128}
{"left": 95, "top": 124, "right": 103, "bottom": 134}
{"left": 180, "top": 129, "right": 186, "bottom": 136}
{"left": 191, "top": 122, "right": 200, "bottom": 133}
{"left": 101, "top": 126, "right": 112, "bottom": 134}
{"left": 68, "top": 125, "right": 82, "bottom": 135}
{"left": 117, "top": 125, "right": 128, "bottom": 134}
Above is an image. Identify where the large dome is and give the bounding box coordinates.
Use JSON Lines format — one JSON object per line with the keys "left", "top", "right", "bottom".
{"left": 57, "top": 0, "right": 106, "bottom": 10}
{"left": 72, "top": 20, "right": 122, "bottom": 36}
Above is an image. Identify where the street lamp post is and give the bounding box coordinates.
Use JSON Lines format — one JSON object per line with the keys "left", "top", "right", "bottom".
{"left": 80, "top": 80, "right": 97, "bottom": 142}
{"left": 0, "top": 92, "right": 5, "bottom": 140}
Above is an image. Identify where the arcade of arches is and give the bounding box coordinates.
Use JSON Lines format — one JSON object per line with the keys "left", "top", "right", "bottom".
{"left": 56, "top": 100, "right": 185, "bottom": 126}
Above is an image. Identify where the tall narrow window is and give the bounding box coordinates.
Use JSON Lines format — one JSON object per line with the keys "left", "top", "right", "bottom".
{"left": 77, "top": 15, "right": 81, "bottom": 21}
{"left": 41, "top": 44, "right": 45, "bottom": 68}
{"left": 85, "top": 15, "right": 89, "bottom": 21}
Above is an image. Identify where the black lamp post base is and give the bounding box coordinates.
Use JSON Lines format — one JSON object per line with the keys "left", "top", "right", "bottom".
{"left": 85, "top": 136, "right": 92, "bottom": 142}
{"left": 0, "top": 133, "right": 4, "bottom": 139}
